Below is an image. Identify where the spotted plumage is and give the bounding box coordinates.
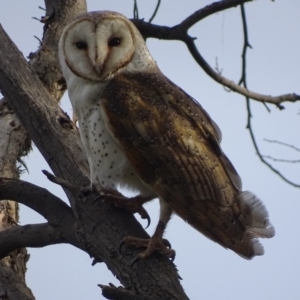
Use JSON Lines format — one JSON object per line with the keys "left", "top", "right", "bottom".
{"left": 59, "top": 11, "right": 274, "bottom": 260}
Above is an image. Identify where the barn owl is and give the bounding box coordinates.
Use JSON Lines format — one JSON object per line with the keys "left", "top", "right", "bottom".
{"left": 59, "top": 11, "right": 275, "bottom": 261}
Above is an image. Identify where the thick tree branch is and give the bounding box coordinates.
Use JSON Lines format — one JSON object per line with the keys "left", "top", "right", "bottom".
{"left": 0, "top": 178, "right": 73, "bottom": 223}
{"left": 0, "top": 223, "right": 66, "bottom": 260}
{"left": 0, "top": 178, "right": 89, "bottom": 256}
{"left": 132, "top": 0, "right": 300, "bottom": 106}
{"left": 0, "top": 23, "right": 188, "bottom": 300}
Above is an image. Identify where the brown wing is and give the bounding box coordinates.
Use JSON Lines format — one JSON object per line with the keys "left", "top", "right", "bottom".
{"left": 101, "top": 71, "right": 274, "bottom": 259}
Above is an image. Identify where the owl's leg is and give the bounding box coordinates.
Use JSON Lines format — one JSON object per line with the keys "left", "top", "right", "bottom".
{"left": 120, "top": 199, "right": 175, "bottom": 265}
{"left": 97, "top": 189, "right": 155, "bottom": 228}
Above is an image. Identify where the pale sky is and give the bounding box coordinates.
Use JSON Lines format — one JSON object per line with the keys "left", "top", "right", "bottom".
{"left": 1, "top": 1, "right": 300, "bottom": 299}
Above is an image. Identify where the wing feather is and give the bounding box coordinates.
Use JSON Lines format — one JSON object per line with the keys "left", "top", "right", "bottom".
{"left": 101, "top": 71, "right": 273, "bottom": 258}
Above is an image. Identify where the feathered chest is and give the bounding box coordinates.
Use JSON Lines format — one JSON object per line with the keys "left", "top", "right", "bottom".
{"left": 67, "top": 77, "right": 152, "bottom": 195}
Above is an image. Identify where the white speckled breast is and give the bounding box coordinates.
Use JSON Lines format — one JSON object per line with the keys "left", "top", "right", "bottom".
{"left": 67, "top": 77, "right": 153, "bottom": 196}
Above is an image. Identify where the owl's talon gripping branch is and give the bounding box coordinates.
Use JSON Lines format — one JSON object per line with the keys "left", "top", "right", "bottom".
{"left": 119, "top": 236, "right": 176, "bottom": 267}
{"left": 120, "top": 208, "right": 175, "bottom": 265}
{"left": 98, "top": 191, "right": 154, "bottom": 228}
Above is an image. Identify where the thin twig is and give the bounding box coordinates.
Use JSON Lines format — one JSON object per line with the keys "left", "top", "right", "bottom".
{"left": 262, "top": 155, "right": 300, "bottom": 163}
{"left": 239, "top": 4, "right": 300, "bottom": 188}
{"left": 149, "top": 0, "right": 161, "bottom": 23}
{"left": 238, "top": 4, "right": 270, "bottom": 113}
{"left": 133, "top": 0, "right": 139, "bottom": 19}
{"left": 264, "top": 139, "right": 300, "bottom": 152}
{"left": 42, "top": 169, "right": 78, "bottom": 192}
{"left": 179, "top": 0, "right": 252, "bottom": 29}
{"left": 33, "top": 35, "right": 43, "bottom": 45}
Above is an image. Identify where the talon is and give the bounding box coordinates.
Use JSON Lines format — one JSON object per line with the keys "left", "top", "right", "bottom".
{"left": 93, "top": 194, "right": 104, "bottom": 203}
{"left": 139, "top": 208, "right": 151, "bottom": 228}
{"left": 118, "top": 239, "right": 126, "bottom": 253}
{"left": 162, "top": 238, "right": 171, "bottom": 249}
{"left": 144, "top": 215, "right": 151, "bottom": 229}
{"left": 130, "top": 255, "right": 140, "bottom": 268}
{"left": 169, "top": 250, "right": 176, "bottom": 262}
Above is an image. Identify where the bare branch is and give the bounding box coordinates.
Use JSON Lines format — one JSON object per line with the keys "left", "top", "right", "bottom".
{"left": 0, "top": 223, "right": 66, "bottom": 260}
{"left": 264, "top": 139, "right": 300, "bottom": 152}
{"left": 179, "top": 0, "right": 252, "bottom": 29}
{"left": 262, "top": 155, "right": 300, "bottom": 164}
{"left": 42, "top": 170, "right": 80, "bottom": 195}
{"left": 100, "top": 283, "right": 143, "bottom": 300}
{"left": 133, "top": 0, "right": 139, "bottom": 19}
{"left": 148, "top": 0, "right": 161, "bottom": 23}
{"left": 238, "top": 4, "right": 300, "bottom": 188}
{"left": 132, "top": 0, "right": 300, "bottom": 106}
{"left": 0, "top": 178, "right": 73, "bottom": 223}
{"left": 247, "top": 119, "right": 300, "bottom": 187}
{"left": 183, "top": 36, "right": 299, "bottom": 107}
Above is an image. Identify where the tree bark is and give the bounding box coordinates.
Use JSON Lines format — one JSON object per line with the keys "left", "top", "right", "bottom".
{"left": 0, "top": 1, "right": 87, "bottom": 299}
{"left": 0, "top": 102, "right": 33, "bottom": 299}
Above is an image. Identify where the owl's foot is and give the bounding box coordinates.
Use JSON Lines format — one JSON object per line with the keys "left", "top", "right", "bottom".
{"left": 119, "top": 236, "right": 176, "bottom": 266}
{"left": 98, "top": 191, "right": 154, "bottom": 228}
{"left": 80, "top": 183, "right": 97, "bottom": 196}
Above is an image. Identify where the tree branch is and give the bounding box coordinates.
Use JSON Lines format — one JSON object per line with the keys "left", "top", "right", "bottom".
{"left": 264, "top": 139, "right": 300, "bottom": 152}
{"left": 132, "top": 0, "right": 300, "bottom": 106}
{"left": 0, "top": 178, "right": 90, "bottom": 256}
{"left": 100, "top": 283, "right": 143, "bottom": 300}
{"left": 0, "top": 223, "right": 66, "bottom": 260}
{"left": 148, "top": 0, "right": 161, "bottom": 23}
{"left": 179, "top": 0, "right": 252, "bottom": 29}
{"left": 0, "top": 178, "right": 73, "bottom": 223}
{"left": 238, "top": 4, "right": 300, "bottom": 188}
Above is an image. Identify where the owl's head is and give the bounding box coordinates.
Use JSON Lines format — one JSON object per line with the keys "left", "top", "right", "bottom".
{"left": 59, "top": 11, "right": 157, "bottom": 82}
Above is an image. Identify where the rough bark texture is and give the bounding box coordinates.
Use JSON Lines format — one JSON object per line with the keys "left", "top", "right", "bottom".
{"left": 0, "top": 1, "right": 87, "bottom": 299}
{"left": 0, "top": 103, "right": 33, "bottom": 299}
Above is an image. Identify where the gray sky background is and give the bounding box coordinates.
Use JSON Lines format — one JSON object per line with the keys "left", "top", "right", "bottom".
{"left": 1, "top": 1, "right": 300, "bottom": 299}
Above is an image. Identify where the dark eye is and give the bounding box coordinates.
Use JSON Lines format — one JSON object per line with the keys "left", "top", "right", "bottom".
{"left": 75, "top": 41, "right": 87, "bottom": 50}
{"left": 108, "top": 37, "right": 121, "bottom": 47}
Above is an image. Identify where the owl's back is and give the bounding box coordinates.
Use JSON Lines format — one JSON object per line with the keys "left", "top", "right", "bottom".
{"left": 101, "top": 71, "right": 274, "bottom": 258}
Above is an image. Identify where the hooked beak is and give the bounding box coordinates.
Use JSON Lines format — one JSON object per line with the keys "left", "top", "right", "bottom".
{"left": 92, "top": 63, "right": 103, "bottom": 77}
